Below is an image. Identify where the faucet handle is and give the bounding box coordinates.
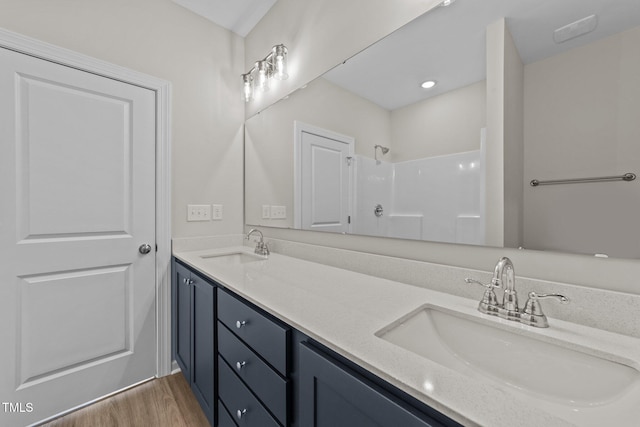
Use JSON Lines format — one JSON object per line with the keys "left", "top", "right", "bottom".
{"left": 465, "top": 278, "right": 499, "bottom": 313}
{"left": 521, "top": 292, "right": 569, "bottom": 327}
{"left": 525, "top": 291, "right": 569, "bottom": 307}
{"left": 464, "top": 278, "right": 500, "bottom": 289}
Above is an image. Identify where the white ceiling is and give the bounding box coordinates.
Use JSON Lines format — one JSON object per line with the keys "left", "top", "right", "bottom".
{"left": 323, "top": 0, "right": 640, "bottom": 110}
{"left": 172, "top": 0, "right": 277, "bottom": 37}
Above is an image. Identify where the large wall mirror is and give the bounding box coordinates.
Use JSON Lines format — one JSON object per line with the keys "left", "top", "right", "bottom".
{"left": 245, "top": 0, "right": 640, "bottom": 259}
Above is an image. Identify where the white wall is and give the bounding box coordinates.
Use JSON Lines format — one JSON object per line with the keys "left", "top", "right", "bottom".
{"left": 484, "top": 19, "right": 506, "bottom": 247}
{"left": 0, "top": 0, "right": 245, "bottom": 239}
{"left": 352, "top": 156, "right": 393, "bottom": 237}
{"left": 523, "top": 26, "right": 640, "bottom": 258}
{"left": 502, "top": 21, "right": 524, "bottom": 250}
{"left": 485, "top": 19, "right": 524, "bottom": 249}
{"left": 390, "top": 80, "right": 486, "bottom": 162}
{"left": 246, "top": 1, "right": 640, "bottom": 295}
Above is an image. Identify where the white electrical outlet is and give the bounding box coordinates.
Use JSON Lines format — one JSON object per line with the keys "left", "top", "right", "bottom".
{"left": 187, "top": 204, "right": 211, "bottom": 221}
{"left": 262, "top": 205, "right": 271, "bottom": 219}
{"left": 271, "top": 205, "right": 286, "bottom": 219}
{"left": 212, "top": 204, "right": 223, "bottom": 220}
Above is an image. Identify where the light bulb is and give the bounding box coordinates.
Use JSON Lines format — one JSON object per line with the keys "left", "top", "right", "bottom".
{"left": 272, "top": 44, "right": 288, "bottom": 80}
{"left": 255, "top": 60, "right": 270, "bottom": 92}
{"left": 242, "top": 73, "right": 253, "bottom": 102}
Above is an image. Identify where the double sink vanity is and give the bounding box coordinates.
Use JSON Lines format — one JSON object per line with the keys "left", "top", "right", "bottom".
{"left": 172, "top": 238, "right": 640, "bottom": 427}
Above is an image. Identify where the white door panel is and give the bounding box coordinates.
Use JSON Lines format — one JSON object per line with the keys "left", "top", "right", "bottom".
{"left": 300, "top": 130, "right": 352, "bottom": 233}
{"left": 0, "top": 47, "right": 156, "bottom": 425}
{"left": 309, "top": 144, "right": 342, "bottom": 224}
{"left": 17, "top": 74, "right": 132, "bottom": 237}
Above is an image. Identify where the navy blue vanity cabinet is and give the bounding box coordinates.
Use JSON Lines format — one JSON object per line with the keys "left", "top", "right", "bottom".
{"left": 217, "top": 287, "right": 291, "bottom": 427}
{"left": 298, "top": 342, "right": 461, "bottom": 427}
{"left": 173, "top": 258, "right": 462, "bottom": 427}
{"left": 172, "top": 259, "right": 216, "bottom": 426}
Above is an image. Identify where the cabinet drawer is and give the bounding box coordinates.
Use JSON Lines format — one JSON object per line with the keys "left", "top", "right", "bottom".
{"left": 218, "top": 400, "right": 238, "bottom": 427}
{"left": 218, "top": 288, "right": 289, "bottom": 374}
{"left": 218, "top": 322, "right": 289, "bottom": 425}
{"left": 218, "top": 355, "right": 280, "bottom": 427}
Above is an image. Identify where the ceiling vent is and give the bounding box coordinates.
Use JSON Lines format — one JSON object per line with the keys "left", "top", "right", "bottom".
{"left": 553, "top": 14, "right": 598, "bottom": 44}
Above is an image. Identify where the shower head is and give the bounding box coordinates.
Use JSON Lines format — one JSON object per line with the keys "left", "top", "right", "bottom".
{"left": 374, "top": 145, "right": 390, "bottom": 164}
{"left": 375, "top": 145, "right": 390, "bottom": 155}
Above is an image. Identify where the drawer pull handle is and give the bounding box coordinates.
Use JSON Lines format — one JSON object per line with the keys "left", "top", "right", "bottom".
{"left": 237, "top": 408, "right": 247, "bottom": 419}
{"left": 236, "top": 320, "right": 246, "bottom": 329}
{"left": 236, "top": 361, "right": 246, "bottom": 370}
{"left": 182, "top": 278, "right": 193, "bottom": 285}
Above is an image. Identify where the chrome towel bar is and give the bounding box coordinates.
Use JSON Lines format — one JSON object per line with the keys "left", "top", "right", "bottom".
{"left": 530, "top": 172, "right": 636, "bottom": 187}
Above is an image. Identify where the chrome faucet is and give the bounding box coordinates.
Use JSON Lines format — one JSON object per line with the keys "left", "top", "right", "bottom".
{"left": 246, "top": 228, "right": 269, "bottom": 257}
{"left": 492, "top": 256, "right": 519, "bottom": 318}
{"left": 465, "top": 257, "right": 569, "bottom": 328}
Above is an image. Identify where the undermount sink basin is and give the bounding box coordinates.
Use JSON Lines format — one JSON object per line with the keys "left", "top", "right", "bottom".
{"left": 376, "top": 305, "right": 640, "bottom": 408}
{"left": 200, "top": 251, "right": 265, "bottom": 266}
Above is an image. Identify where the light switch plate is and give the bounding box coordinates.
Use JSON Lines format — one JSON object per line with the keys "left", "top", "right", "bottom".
{"left": 187, "top": 204, "right": 211, "bottom": 221}
{"left": 262, "top": 205, "right": 271, "bottom": 219}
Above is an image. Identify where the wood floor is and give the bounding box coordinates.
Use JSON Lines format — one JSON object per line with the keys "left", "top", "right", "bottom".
{"left": 39, "top": 374, "right": 209, "bottom": 427}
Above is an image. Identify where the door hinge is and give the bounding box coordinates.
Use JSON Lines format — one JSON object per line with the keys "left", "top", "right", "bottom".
{"left": 348, "top": 215, "right": 351, "bottom": 224}
{"left": 155, "top": 244, "right": 158, "bottom": 252}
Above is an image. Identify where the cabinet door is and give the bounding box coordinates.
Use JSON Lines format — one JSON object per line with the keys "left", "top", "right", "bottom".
{"left": 173, "top": 261, "right": 192, "bottom": 381}
{"left": 191, "top": 271, "right": 216, "bottom": 426}
{"left": 172, "top": 260, "right": 216, "bottom": 426}
{"left": 299, "top": 343, "right": 449, "bottom": 427}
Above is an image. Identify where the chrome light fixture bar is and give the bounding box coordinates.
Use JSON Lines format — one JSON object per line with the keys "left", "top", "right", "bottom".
{"left": 242, "top": 44, "right": 288, "bottom": 102}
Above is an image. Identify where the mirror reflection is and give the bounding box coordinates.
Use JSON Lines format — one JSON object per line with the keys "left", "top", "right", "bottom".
{"left": 245, "top": 0, "right": 640, "bottom": 259}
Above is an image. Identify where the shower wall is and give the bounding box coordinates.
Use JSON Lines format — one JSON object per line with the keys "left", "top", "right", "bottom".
{"left": 352, "top": 157, "right": 393, "bottom": 237}
{"left": 353, "top": 148, "right": 484, "bottom": 244}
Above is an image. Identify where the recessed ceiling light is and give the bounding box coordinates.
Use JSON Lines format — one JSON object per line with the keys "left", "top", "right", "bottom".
{"left": 440, "top": 0, "right": 456, "bottom": 7}
{"left": 421, "top": 80, "right": 437, "bottom": 89}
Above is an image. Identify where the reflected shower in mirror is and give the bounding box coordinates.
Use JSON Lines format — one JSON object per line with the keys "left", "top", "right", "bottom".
{"left": 245, "top": 0, "right": 640, "bottom": 259}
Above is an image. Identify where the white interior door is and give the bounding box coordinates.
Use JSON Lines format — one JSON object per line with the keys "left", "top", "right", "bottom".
{"left": 300, "top": 129, "right": 353, "bottom": 233}
{"left": 0, "top": 46, "right": 157, "bottom": 426}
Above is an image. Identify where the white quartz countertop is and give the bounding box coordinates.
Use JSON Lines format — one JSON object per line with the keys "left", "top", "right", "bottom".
{"left": 173, "top": 246, "right": 640, "bottom": 427}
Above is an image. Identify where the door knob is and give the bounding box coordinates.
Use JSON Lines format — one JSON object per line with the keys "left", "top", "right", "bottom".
{"left": 139, "top": 244, "right": 152, "bottom": 254}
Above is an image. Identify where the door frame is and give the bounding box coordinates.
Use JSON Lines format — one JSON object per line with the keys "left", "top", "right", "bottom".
{"left": 0, "top": 28, "right": 173, "bottom": 377}
{"left": 293, "top": 121, "right": 355, "bottom": 231}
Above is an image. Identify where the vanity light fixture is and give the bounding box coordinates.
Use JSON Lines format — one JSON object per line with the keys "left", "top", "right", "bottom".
{"left": 242, "top": 44, "right": 289, "bottom": 102}
{"left": 421, "top": 80, "right": 437, "bottom": 89}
